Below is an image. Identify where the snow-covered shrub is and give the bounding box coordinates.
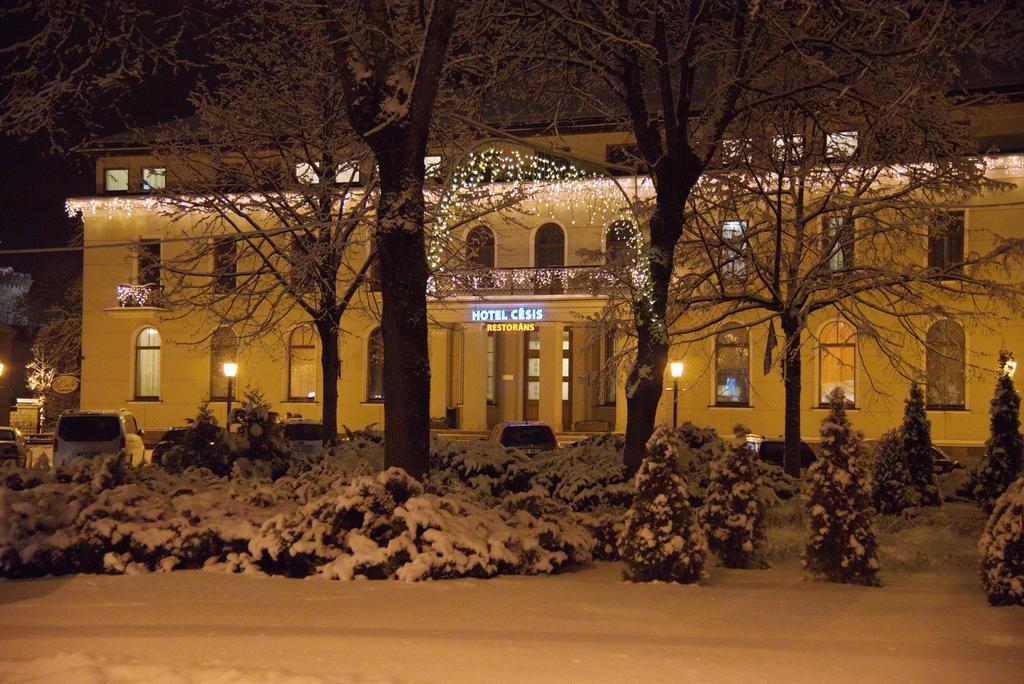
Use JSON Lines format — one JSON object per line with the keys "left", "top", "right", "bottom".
{"left": 576, "top": 505, "right": 627, "bottom": 561}
{"left": 161, "top": 403, "right": 231, "bottom": 476}
{"left": 532, "top": 434, "right": 632, "bottom": 511}
{"left": 429, "top": 437, "right": 536, "bottom": 503}
{"left": 229, "top": 389, "right": 292, "bottom": 478}
{"left": 902, "top": 383, "right": 940, "bottom": 507}
{"left": 938, "top": 467, "right": 972, "bottom": 503}
{"left": 978, "top": 476, "right": 1024, "bottom": 606}
{"left": 673, "top": 422, "right": 726, "bottom": 499}
{"left": 970, "top": 352, "right": 1024, "bottom": 512}
{"left": 803, "top": 389, "right": 880, "bottom": 586}
{"left": 871, "top": 428, "right": 918, "bottom": 515}
{"left": 618, "top": 425, "right": 707, "bottom": 583}
{"left": 701, "top": 443, "right": 768, "bottom": 569}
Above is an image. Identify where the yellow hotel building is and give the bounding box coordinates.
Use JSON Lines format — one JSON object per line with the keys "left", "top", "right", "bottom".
{"left": 73, "top": 100, "right": 1024, "bottom": 456}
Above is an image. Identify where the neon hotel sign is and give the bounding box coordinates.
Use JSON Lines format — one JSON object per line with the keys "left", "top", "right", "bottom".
{"left": 471, "top": 307, "right": 544, "bottom": 332}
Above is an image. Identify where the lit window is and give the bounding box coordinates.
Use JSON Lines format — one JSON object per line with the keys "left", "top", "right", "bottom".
{"left": 134, "top": 327, "right": 161, "bottom": 400}
{"left": 367, "top": 327, "right": 384, "bottom": 402}
{"left": 715, "top": 324, "right": 749, "bottom": 404}
{"left": 825, "top": 131, "right": 858, "bottom": 160}
{"left": 213, "top": 238, "right": 237, "bottom": 291}
{"left": 722, "top": 220, "right": 748, "bottom": 278}
{"left": 105, "top": 169, "right": 129, "bottom": 192}
{"left": 928, "top": 211, "right": 964, "bottom": 274}
{"left": 926, "top": 320, "right": 965, "bottom": 409}
{"left": 486, "top": 332, "right": 496, "bottom": 403}
{"left": 823, "top": 216, "right": 854, "bottom": 271}
{"left": 819, "top": 320, "right": 856, "bottom": 405}
{"left": 773, "top": 134, "right": 804, "bottom": 163}
{"left": 424, "top": 155, "right": 443, "bottom": 176}
{"left": 209, "top": 328, "right": 237, "bottom": 401}
{"left": 137, "top": 239, "right": 161, "bottom": 287}
{"left": 288, "top": 325, "right": 317, "bottom": 401}
{"left": 603, "top": 326, "right": 617, "bottom": 405}
{"left": 335, "top": 163, "right": 360, "bottom": 184}
{"left": 466, "top": 226, "right": 495, "bottom": 268}
{"left": 142, "top": 167, "right": 166, "bottom": 190}
{"left": 295, "top": 162, "right": 319, "bottom": 184}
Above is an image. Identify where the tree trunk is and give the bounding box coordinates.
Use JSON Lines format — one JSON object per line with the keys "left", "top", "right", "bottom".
{"left": 781, "top": 315, "right": 803, "bottom": 477}
{"left": 315, "top": 318, "right": 340, "bottom": 444}
{"left": 376, "top": 158, "right": 431, "bottom": 480}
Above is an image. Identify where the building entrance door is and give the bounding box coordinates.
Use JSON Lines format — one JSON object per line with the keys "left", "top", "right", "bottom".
{"left": 523, "top": 331, "right": 540, "bottom": 420}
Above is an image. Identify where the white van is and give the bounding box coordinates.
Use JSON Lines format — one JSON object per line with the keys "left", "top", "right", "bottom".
{"left": 53, "top": 410, "right": 147, "bottom": 467}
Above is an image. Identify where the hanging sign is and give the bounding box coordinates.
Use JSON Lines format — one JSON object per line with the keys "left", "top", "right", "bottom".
{"left": 51, "top": 375, "right": 80, "bottom": 394}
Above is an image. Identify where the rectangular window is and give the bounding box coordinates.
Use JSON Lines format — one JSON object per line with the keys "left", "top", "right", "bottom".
{"left": 335, "top": 163, "right": 360, "bottom": 184}
{"left": 295, "top": 162, "right": 319, "bottom": 184}
{"left": 142, "top": 167, "right": 166, "bottom": 190}
{"left": 213, "top": 238, "right": 237, "bottom": 291}
{"left": 289, "top": 348, "right": 316, "bottom": 400}
{"left": 825, "top": 131, "right": 858, "bottom": 161}
{"left": 137, "top": 239, "right": 161, "bottom": 287}
{"left": 928, "top": 211, "right": 964, "bottom": 274}
{"left": 823, "top": 216, "right": 854, "bottom": 271}
{"left": 105, "top": 168, "right": 129, "bottom": 193}
{"left": 424, "top": 155, "right": 443, "bottom": 178}
{"left": 773, "top": 134, "right": 805, "bottom": 163}
{"left": 486, "top": 332, "right": 496, "bottom": 403}
{"left": 606, "top": 144, "right": 645, "bottom": 175}
{"left": 722, "top": 220, "right": 748, "bottom": 278}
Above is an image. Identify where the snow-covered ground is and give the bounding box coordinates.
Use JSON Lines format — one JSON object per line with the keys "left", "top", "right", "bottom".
{"left": 1, "top": 555, "right": 1021, "bottom": 683}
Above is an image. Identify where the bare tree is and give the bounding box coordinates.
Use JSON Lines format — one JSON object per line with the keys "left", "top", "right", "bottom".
{"left": 527, "top": 0, "right": 1022, "bottom": 473}
{"left": 28, "top": 278, "right": 82, "bottom": 426}
{"left": 675, "top": 81, "right": 1022, "bottom": 474}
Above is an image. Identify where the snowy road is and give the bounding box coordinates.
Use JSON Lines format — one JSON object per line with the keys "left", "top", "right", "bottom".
{"left": 0, "top": 560, "right": 1021, "bottom": 683}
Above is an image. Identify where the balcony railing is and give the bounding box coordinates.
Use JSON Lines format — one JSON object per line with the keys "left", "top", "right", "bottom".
{"left": 116, "top": 283, "right": 163, "bottom": 308}
{"left": 428, "top": 265, "right": 616, "bottom": 298}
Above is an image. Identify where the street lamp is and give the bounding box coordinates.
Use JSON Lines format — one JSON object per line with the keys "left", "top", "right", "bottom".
{"left": 670, "top": 361, "right": 684, "bottom": 428}
{"left": 1004, "top": 358, "right": 1017, "bottom": 378}
{"left": 222, "top": 362, "right": 238, "bottom": 427}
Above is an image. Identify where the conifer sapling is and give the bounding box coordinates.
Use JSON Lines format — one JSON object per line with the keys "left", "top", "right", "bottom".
{"left": 871, "top": 428, "right": 918, "bottom": 515}
{"left": 701, "top": 441, "right": 768, "bottom": 568}
{"left": 902, "top": 383, "right": 940, "bottom": 507}
{"left": 971, "top": 351, "right": 1024, "bottom": 512}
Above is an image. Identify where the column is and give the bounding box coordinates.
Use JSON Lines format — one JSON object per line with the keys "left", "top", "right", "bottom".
{"left": 428, "top": 326, "right": 450, "bottom": 423}
{"left": 570, "top": 325, "right": 588, "bottom": 429}
{"left": 614, "top": 329, "right": 629, "bottom": 433}
{"left": 462, "top": 324, "right": 489, "bottom": 431}
{"left": 538, "top": 322, "right": 564, "bottom": 432}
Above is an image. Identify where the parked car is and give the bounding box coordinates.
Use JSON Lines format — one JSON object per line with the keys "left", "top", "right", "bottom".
{"left": 283, "top": 420, "right": 324, "bottom": 456}
{"left": 0, "top": 427, "right": 29, "bottom": 468}
{"left": 745, "top": 434, "right": 816, "bottom": 470}
{"left": 53, "top": 410, "right": 147, "bottom": 467}
{"left": 931, "top": 446, "right": 965, "bottom": 474}
{"left": 150, "top": 427, "right": 190, "bottom": 465}
{"left": 488, "top": 421, "right": 559, "bottom": 456}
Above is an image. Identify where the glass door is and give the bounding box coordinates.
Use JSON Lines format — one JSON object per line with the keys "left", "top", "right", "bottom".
{"left": 523, "top": 331, "right": 540, "bottom": 420}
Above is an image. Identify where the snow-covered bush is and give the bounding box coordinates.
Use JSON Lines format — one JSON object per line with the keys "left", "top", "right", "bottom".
{"left": 803, "top": 389, "right": 880, "bottom": 586}
{"left": 429, "top": 437, "right": 536, "bottom": 503}
{"left": 978, "top": 476, "right": 1024, "bottom": 606}
{"left": 902, "top": 383, "right": 940, "bottom": 507}
{"left": 618, "top": 425, "right": 707, "bottom": 583}
{"left": 161, "top": 404, "right": 231, "bottom": 476}
{"left": 229, "top": 389, "right": 292, "bottom": 478}
{"left": 701, "top": 442, "right": 768, "bottom": 569}
{"left": 531, "top": 434, "right": 632, "bottom": 510}
{"left": 970, "top": 352, "right": 1024, "bottom": 512}
{"left": 871, "top": 428, "right": 918, "bottom": 515}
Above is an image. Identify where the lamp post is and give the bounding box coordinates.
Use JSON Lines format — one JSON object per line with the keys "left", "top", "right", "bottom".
{"left": 1003, "top": 358, "right": 1017, "bottom": 378}
{"left": 670, "top": 361, "right": 684, "bottom": 428}
{"left": 222, "top": 362, "right": 238, "bottom": 427}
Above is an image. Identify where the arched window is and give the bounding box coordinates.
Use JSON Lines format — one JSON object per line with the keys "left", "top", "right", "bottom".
{"left": 926, "top": 320, "right": 966, "bottom": 409}
{"left": 366, "top": 327, "right": 384, "bottom": 402}
{"left": 466, "top": 226, "right": 495, "bottom": 268}
{"left": 819, "top": 320, "right": 856, "bottom": 405}
{"left": 715, "top": 324, "right": 749, "bottom": 404}
{"left": 210, "top": 327, "right": 238, "bottom": 400}
{"left": 605, "top": 221, "right": 631, "bottom": 264}
{"left": 534, "top": 223, "right": 565, "bottom": 267}
{"left": 288, "top": 325, "right": 317, "bottom": 401}
{"left": 134, "top": 327, "right": 161, "bottom": 400}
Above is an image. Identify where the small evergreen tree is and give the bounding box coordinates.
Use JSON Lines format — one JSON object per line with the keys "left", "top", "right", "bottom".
{"left": 803, "top": 388, "right": 880, "bottom": 585}
{"left": 971, "top": 351, "right": 1024, "bottom": 512}
{"left": 162, "top": 403, "right": 231, "bottom": 475}
{"left": 701, "top": 442, "right": 768, "bottom": 569}
{"left": 230, "top": 388, "right": 292, "bottom": 478}
{"left": 902, "top": 383, "right": 940, "bottom": 506}
{"left": 978, "top": 475, "right": 1024, "bottom": 606}
{"left": 619, "top": 425, "right": 707, "bottom": 583}
{"left": 871, "top": 428, "right": 918, "bottom": 515}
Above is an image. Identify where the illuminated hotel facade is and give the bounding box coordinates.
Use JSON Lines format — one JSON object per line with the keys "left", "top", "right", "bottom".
{"left": 74, "top": 100, "right": 1024, "bottom": 453}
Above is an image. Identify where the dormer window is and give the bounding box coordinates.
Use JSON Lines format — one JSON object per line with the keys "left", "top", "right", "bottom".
{"left": 142, "top": 167, "right": 166, "bottom": 190}
{"left": 105, "top": 168, "right": 129, "bottom": 193}
{"left": 825, "top": 131, "right": 858, "bottom": 161}
{"left": 296, "top": 162, "right": 361, "bottom": 185}
{"left": 335, "top": 163, "right": 360, "bottom": 184}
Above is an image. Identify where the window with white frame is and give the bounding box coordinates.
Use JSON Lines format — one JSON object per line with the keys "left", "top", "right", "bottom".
{"left": 825, "top": 131, "right": 858, "bottom": 160}
{"left": 819, "top": 320, "right": 856, "bottom": 405}
{"left": 773, "top": 134, "right": 805, "bottom": 163}
{"left": 142, "top": 167, "right": 166, "bottom": 190}
{"left": 288, "top": 325, "right": 317, "bottom": 401}
{"left": 823, "top": 216, "right": 854, "bottom": 271}
{"left": 715, "top": 324, "right": 750, "bottom": 404}
{"left": 926, "top": 320, "right": 966, "bottom": 409}
{"left": 134, "top": 327, "right": 161, "bottom": 400}
{"left": 721, "top": 220, "right": 748, "bottom": 278}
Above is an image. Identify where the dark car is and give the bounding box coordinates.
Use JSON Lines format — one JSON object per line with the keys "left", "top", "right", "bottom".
{"left": 488, "top": 421, "right": 559, "bottom": 456}
{"left": 151, "top": 427, "right": 190, "bottom": 465}
{"left": 746, "top": 436, "right": 816, "bottom": 470}
{"left": 931, "top": 446, "right": 964, "bottom": 474}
